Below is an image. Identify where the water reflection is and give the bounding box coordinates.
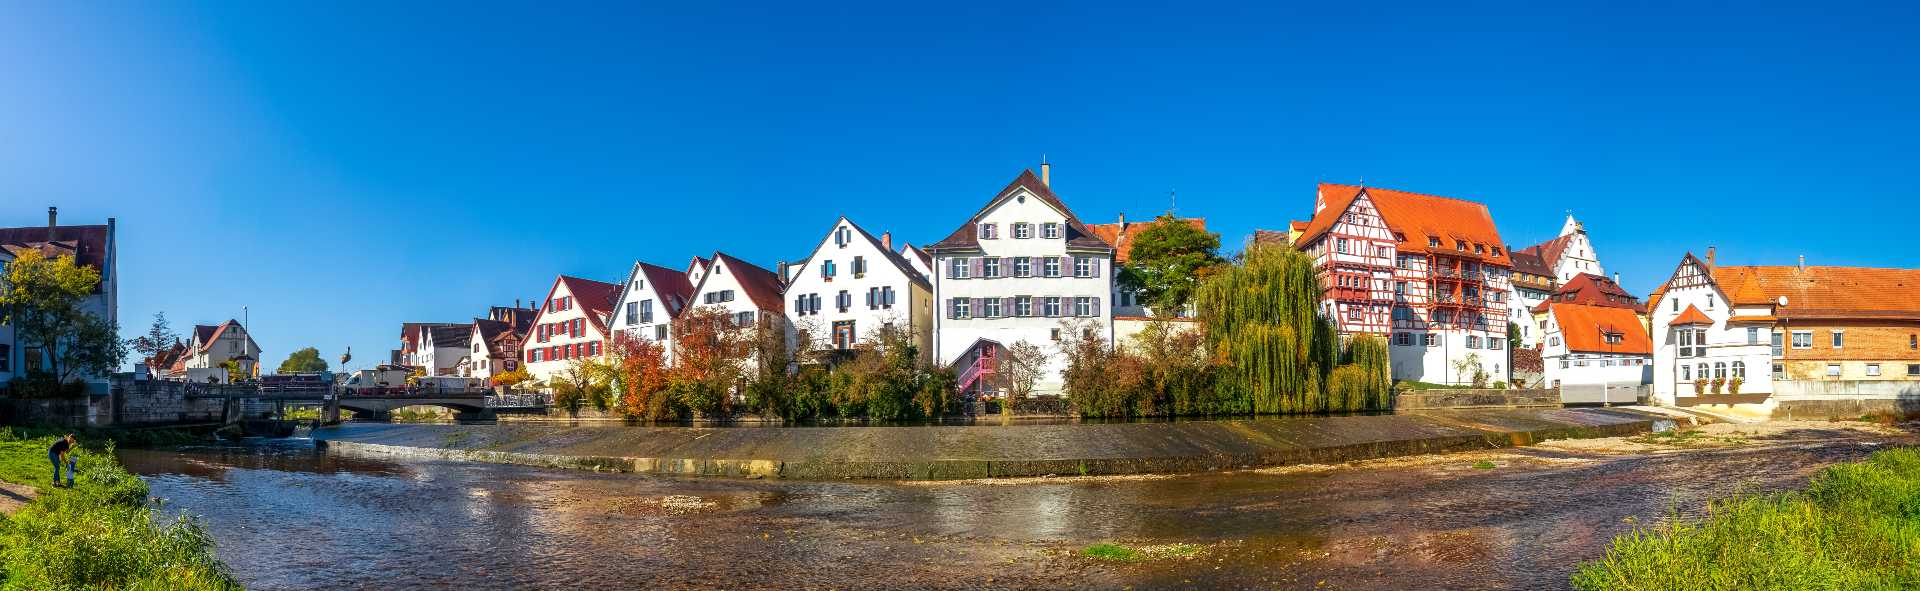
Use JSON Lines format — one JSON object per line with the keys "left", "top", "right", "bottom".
{"left": 121, "top": 428, "right": 1889, "bottom": 591}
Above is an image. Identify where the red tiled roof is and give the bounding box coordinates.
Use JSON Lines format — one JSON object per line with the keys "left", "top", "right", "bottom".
{"left": 1296, "top": 184, "right": 1510, "bottom": 266}
{"left": 1522, "top": 233, "right": 1578, "bottom": 272}
{"left": 1531, "top": 273, "right": 1645, "bottom": 314}
{"left": 557, "top": 275, "right": 620, "bottom": 332}
{"left": 707, "top": 251, "right": 786, "bottom": 314}
{"left": 1648, "top": 253, "right": 1920, "bottom": 321}
{"left": 1508, "top": 247, "right": 1553, "bottom": 279}
{"left": 900, "top": 243, "right": 932, "bottom": 268}
{"left": 1671, "top": 304, "right": 1713, "bottom": 326}
{"left": 633, "top": 261, "right": 697, "bottom": 318}
{"left": 0, "top": 223, "right": 111, "bottom": 280}
{"left": 192, "top": 320, "right": 248, "bottom": 353}
{"left": 1083, "top": 217, "right": 1207, "bottom": 264}
{"left": 1251, "top": 229, "right": 1291, "bottom": 246}
{"left": 1551, "top": 303, "right": 1652, "bottom": 355}
{"left": 925, "top": 169, "right": 1114, "bottom": 254}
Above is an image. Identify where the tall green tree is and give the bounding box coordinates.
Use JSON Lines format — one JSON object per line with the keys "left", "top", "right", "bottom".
{"left": 277, "top": 347, "right": 330, "bottom": 373}
{"left": 0, "top": 250, "right": 126, "bottom": 387}
{"left": 1194, "top": 243, "right": 1341, "bottom": 414}
{"left": 1120, "top": 212, "right": 1226, "bottom": 313}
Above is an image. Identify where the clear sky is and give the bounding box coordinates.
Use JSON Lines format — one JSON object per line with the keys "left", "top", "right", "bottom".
{"left": 3, "top": 2, "right": 1916, "bottom": 372}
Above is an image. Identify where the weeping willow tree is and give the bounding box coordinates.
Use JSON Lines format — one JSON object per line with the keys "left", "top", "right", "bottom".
{"left": 1328, "top": 334, "right": 1394, "bottom": 412}
{"left": 1195, "top": 244, "right": 1341, "bottom": 414}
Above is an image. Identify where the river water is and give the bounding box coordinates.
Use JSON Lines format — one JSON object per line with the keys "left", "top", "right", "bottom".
{"left": 116, "top": 422, "right": 1899, "bottom": 590}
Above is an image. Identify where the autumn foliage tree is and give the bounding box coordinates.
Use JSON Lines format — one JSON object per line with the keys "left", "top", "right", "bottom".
{"left": 610, "top": 333, "right": 674, "bottom": 420}
{"left": 668, "top": 306, "right": 751, "bottom": 418}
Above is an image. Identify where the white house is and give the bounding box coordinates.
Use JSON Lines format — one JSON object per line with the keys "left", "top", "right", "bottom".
{"left": 0, "top": 207, "right": 119, "bottom": 393}
{"left": 682, "top": 251, "right": 789, "bottom": 377}
{"left": 522, "top": 275, "right": 620, "bottom": 385}
{"left": 605, "top": 260, "right": 696, "bottom": 362}
{"left": 898, "top": 243, "right": 935, "bottom": 280}
{"left": 1518, "top": 213, "right": 1606, "bottom": 284}
{"left": 466, "top": 305, "right": 536, "bottom": 382}
{"left": 1540, "top": 303, "right": 1652, "bottom": 389}
{"left": 1645, "top": 253, "right": 1774, "bottom": 406}
{"left": 410, "top": 324, "right": 473, "bottom": 377}
{"left": 923, "top": 166, "right": 1116, "bottom": 397}
{"left": 783, "top": 217, "right": 933, "bottom": 360}
{"left": 180, "top": 320, "right": 262, "bottom": 382}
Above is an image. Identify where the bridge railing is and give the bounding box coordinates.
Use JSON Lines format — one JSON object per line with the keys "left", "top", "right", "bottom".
{"left": 485, "top": 393, "right": 551, "bottom": 408}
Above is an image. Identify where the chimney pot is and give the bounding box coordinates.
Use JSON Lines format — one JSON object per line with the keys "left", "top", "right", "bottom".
{"left": 1799, "top": 255, "right": 1806, "bottom": 270}
{"left": 1613, "top": 272, "right": 1621, "bottom": 284}
{"left": 1118, "top": 212, "right": 1126, "bottom": 227}
{"left": 47, "top": 206, "right": 57, "bottom": 239}
{"left": 1040, "top": 161, "right": 1051, "bottom": 187}
{"left": 880, "top": 232, "right": 892, "bottom": 251}
{"left": 1706, "top": 246, "right": 1716, "bottom": 266}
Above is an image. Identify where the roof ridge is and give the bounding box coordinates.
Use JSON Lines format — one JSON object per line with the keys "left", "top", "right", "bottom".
{"left": 1320, "top": 183, "right": 1490, "bottom": 207}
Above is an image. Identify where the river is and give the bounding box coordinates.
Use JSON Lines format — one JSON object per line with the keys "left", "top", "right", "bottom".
{"left": 115, "top": 422, "right": 1899, "bottom": 590}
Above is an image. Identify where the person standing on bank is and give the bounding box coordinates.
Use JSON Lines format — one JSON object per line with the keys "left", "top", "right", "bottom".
{"left": 48, "top": 433, "right": 77, "bottom": 488}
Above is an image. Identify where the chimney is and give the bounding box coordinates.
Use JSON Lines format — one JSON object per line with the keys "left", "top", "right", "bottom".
{"left": 1706, "top": 246, "right": 1716, "bottom": 267}
{"left": 47, "top": 206, "right": 57, "bottom": 239}
{"left": 1613, "top": 272, "right": 1621, "bottom": 285}
{"left": 515, "top": 298, "right": 522, "bottom": 309}
{"left": 880, "top": 232, "right": 892, "bottom": 251}
{"left": 1799, "top": 255, "right": 1806, "bottom": 271}
{"left": 1117, "top": 212, "right": 1126, "bottom": 228}
{"left": 1040, "top": 158, "right": 1051, "bottom": 187}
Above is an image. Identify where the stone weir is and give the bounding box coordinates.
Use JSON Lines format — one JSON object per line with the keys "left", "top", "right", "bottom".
{"left": 315, "top": 408, "right": 1658, "bottom": 480}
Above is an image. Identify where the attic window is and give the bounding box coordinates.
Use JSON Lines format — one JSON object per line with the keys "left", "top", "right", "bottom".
{"left": 1604, "top": 332, "right": 1623, "bottom": 344}
{"left": 1474, "top": 244, "right": 1485, "bottom": 254}
{"left": 1492, "top": 247, "right": 1502, "bottom": 256}
{"left": 1456, "top": 241, "right": 1467, "bottom": 251}
{"left": 1428, "top": 237, "right": 1440, "bottom": 247}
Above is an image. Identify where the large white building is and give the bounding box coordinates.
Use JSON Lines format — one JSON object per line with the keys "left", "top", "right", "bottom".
{"left": 782, "top": 217, "right": 932, "bottom": 360}
{"left": 522, "top": 275, "right": 619, "bottom": 385}
{"left": 172, "top": 319, "right": 262, "bottom": 383}
{"left": 1508, "top": 213, "right": 1611, "bottom": 349}
{"left": 923, "top": 167, "right": 1116, "bottom": 397}
{"left": 683, "top": 251, "right": 788, "bottom": 363}
{"left": 605, "top": 261, "right": 695, "bottom": 362}
{"left": 1292, "top": 184, "right": 1511, "bottom": 386}
{"left": 0, "top": 208, "right": 119, "bottom": 393}
{"left": 1645, "top": 253, "right": 1775, "bottom": 406}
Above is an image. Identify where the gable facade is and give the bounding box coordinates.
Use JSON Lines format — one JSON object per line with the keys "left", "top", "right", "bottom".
{"left": 783, "top": 217, "right": 933, "bottom": 361}
{"left": 522, "top": 276, "right": 618, "bottom": 385}
{"left": 606, "top": 261, "right": 695, "bottom": 364}
{"left": 1648, "top": 254, "right": 1772, "bottom": 405}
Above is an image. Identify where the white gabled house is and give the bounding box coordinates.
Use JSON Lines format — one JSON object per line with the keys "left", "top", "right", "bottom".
{"left": 606, "top": 261, "right": 696, "bottom": 361}
{"left": 179, "top": 319, "right": 262, "bottom": 382}
{"left": 899, "top": 243, "right": 934, "bottom": 280}
{"left": 683, "top": 250, "right": 788, "bottom": 352}
{"left": 923, "top": 166, "right": 1116, "bottom": 398}
{"left": 783, "top": 217, "right": 933, "bottom": 361}
{"left": 522, "top": 275, "right": 620, "bottom": 385}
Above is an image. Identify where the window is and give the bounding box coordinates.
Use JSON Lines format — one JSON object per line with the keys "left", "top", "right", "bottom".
{"left": 1549, "top": 336, "right": 1561, "bottom": 347}
{"left": 1074, "top": 257, "right": 1092, "bottom": 277}
{"left": 983, "top": 297, "right": 1002, "bottom": 317}
{"left": 951, "top": 298, "right": 971, "bottom": 319}
{"left": 1792, "top": 331, "right": 1812, "bottom": 349}
{"left": 1042, "top": 223, "right": 1060, "bottom": 239}
{"left": 1747, "top": 327, "right": 1759, "bottom": 345}
{"left": 978, "top": 223, "right": 998, "bottom": 239}
{"left": 1773, "top": 363, "right": 1785, "bottom": 378}
{"left": 1074, "top": 297, "right": 1092, "bottom": 317}
{"left": 1396, "top": 333, "right": 1410, "bottom": 346}
{"left": 632, "top": 279, "right": 644, "bottom": 291}
{"left": 1909, "top": 364, "right": 1920, "bottom": 377}
{"left": 1336, "top": 238, "right": 1349, "bottom": 254}
{"left": 1347, "top": 307, "right": 1363, "bottom": 321}
{"left": 1013, "top": 223, "right": 1032, "bottom": 239}
{"left": 1681, "top": 364, "right": 1691, "bottom": 381}
{"left": 1867, "top": 364, "right": 1882, "bottom": 377}
{"left": 1604, "top": 332, "right": 1622, "bottom": 344}
{"left": 639, "top": 300, "right": 653, "bottom": 324}
{"left": 832, "top": 320, "right": 856, "bottom": 349}
{"left": 1466, "top": 335, "right": 1481, "bottom": 349}
{"left": 1013, "top": 257, "right": 1032, "bottom": 277}
{"left": 983, "top": 257, "right": 1002, "bottom": 278}
{"left": 1827, "top": 364, "right": 1842, "bottom": 377}
{"left": 1832, "top": 331, "right": 1845, "bottom": 349}
{"left": 1732, "top": 361, "right": 1745, "bottom": 378}
{"left": 1043, "top": 257, "right": 1062, "bottom": 278}
{"left": 1043, "top": 297, "right": 1062, "bottom": 317}
{"left": 1713, "top": 362, "right": 1726, "bottom": 379}
{"left": 881, "top": 286, "right": 895, "bottom": 307}
{"left": 1912, "top": 334, "right": 1918, "bottom": 350}
{"left": 1428, "top": 237, "right": 1440, "bottom": 248}
{"left": 950, "top": 257, "right": 971, "bottom": 279}
{"left": 1015, "top": 296, "right": 1032, "bottom": 317}
{"left": 1772, "top": 331, "right": 1784, "bottom": 357}
{"left": 1394, "top": 281, "right": 1406, "bottom": 295}
{"left": 655, "top": 325, "right": 668, "bottom": 341}
{"left": 1705, "top": 294, "right": 1713, "bottom": 309}
{"left": 1423, "top": 334, "right": 1437, "bottom": 347}
{"left": 853, "top": 256, "right": 867, "bottom": 276}
{"left": 834, "top": 226, "right": 851, "bottom": 246}
{"left": 821, "top": 259, "right": 837, "bottom": 279}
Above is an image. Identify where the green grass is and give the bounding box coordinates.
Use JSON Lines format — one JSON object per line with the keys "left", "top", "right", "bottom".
{"left": 1083, "top": 543, "right": 1143, "bottom": 561}
{"left": 1572, "top": 447, "right": 1920, "bottom": 590}
{"left": 0, "top": 431, "right": 239, "bottom": 590}
{"left": 1473, "top": 460, "right": 1496, "bottom": 470}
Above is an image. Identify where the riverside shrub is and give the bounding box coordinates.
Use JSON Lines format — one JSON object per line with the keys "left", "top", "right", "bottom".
{"left": 0, "top": 438, "right": 238, "bottom": 590}
{"left": 1571, "top": 447, "right": 1920, "bottom": 590}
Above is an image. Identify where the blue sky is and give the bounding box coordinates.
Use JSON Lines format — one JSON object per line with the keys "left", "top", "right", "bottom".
{"left": 3, "top": 2, "right": 1916, "bottom": 371}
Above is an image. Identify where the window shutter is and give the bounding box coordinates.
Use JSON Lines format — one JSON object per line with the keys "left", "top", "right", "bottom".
{"left": 1092, "top": 258, "right": 1101, "bottom": 278}
{"left": 971, "top": 258, "right": 983, "bottom": 277}
{"left": 946, "top": 299, "right": 955, "bottom": 319}
{"left": 972, "top": 298, "right": 983, "bottom": 315}
{"left": 1091, "top": 297, "right": 1102, "bottom": 316}
{"left": 1063, "top": 255, "right": 1074, "bottom": 275}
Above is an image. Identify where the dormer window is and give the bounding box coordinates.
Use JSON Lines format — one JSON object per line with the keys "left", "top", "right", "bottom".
{"left": 978, "top": 223, "right": 998, "bottom": 240}
{"left": 1491, "top": 247, "right": 1502, "bottom": 256}
{"left": 1604, "top": 332, "right": 1623, "bottom": 344}
{"left": 1043, "top": 223, "right": 1060, "bottom": 239}
{"left": 1428, "top": 237, "right": 1440, "bottom": 248}
{"left": 1474, "top": 244, "right": 1485, "bottom": 254}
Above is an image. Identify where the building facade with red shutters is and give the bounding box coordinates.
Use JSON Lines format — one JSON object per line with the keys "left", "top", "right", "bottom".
{"left": 1293, "top": 184, "right": 1512, "bottom": 386}
{"left": 522, "top": 275, "right": 619, "bottom": 386}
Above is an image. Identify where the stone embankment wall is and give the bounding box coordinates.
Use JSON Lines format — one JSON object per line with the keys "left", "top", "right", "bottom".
{"left": 112, "top": 381, "right": 230, "bottom": 425}
{"left": 1772, "top": 380, "right": 1920, "bottom": 418}
{"left": 320, "top": 407, "right": 1656, "bottom": 480}
{"left": 1395, "top": 388, "right": 1560, "bottom": 410}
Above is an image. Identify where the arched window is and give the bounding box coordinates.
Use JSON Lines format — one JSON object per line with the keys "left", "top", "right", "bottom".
{"left": 1732, "top": 361, "right": 1746, "bottom": 379}
{"left": 1714, "top": 362, "right": 1727, "bottom": 379}
{"left": 1697, "top": 363, "right": 1708, "bottom": 380}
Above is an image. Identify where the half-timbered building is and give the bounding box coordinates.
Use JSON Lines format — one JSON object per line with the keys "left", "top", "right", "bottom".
{"left": 1293, "top": 184, "right": 1512, "bottom": 385}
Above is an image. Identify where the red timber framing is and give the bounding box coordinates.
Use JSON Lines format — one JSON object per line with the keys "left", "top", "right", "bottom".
{"left": 1309, "top": 192, "right": 1396, "bottom": 335}
{"left": 1422, "top": 250, "right": 1508, "bottom": 336}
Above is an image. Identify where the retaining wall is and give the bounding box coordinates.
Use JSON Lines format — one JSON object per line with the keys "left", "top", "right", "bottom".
{"left": 1396, "top": 388, "right": 1561, "bottom": 409}
{"left": 319, "top": 407, "right": 1655, "bottom": 480}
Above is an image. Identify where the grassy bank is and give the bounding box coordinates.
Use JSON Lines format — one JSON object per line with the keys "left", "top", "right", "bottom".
{"left": 0, "top": 430, "right": 238, "bottom": 590}
{"left": 1572, "top": 446, "right": 1920, "bottom": 590}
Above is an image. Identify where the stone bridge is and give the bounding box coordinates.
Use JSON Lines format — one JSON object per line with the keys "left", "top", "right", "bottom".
{"left": 335, "top": 395, "right": 494, "bottom": 421}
